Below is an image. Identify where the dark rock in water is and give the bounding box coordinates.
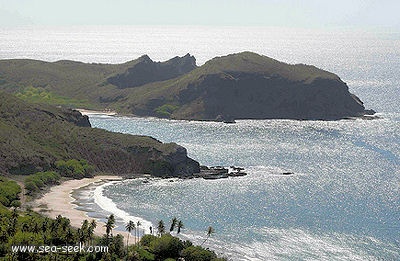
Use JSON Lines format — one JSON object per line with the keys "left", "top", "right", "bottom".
{"left": 200, "top": 165, "right": 210, "bottom": 170}
{"left": 203, "top": 174, "right": 229, "bottom": 180}
{"left": 282, "top": 172, "right": 294, "bottom": 175}
{"left": 231, "top": 166, "right": 245, "bottom": 171}
{"left": 228, "top": 171, "right": 247, "bottom": 177}
{"left": 198, "top": 166, "right": 247, "bottom": 180}
{"left": 107, "top": 54, "right": 197, "bottom": 88}
{"left": 364, "top": 109, "right": 376, "bottom": 115}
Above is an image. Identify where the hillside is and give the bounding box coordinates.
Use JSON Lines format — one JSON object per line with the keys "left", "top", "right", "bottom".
{"left": 0, "top": 91, "right": 199, "bottom": 177}
{"left": 0, "top": 52, "right": 374, "bottom": 121}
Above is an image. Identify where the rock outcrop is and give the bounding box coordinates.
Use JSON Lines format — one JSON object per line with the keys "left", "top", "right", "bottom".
{"left": 175, "top": 72, "right": 370, "bottom": 120}
{"left": 107, "top": 54, "right": 197, "bottom": 88}
{"left": 125, "top": 52, "right": 375, "bottom": 121}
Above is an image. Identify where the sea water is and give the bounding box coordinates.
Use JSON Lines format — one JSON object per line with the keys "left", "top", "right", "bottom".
{"left": 1, "top": 25, "right": 399, "bottom": 260}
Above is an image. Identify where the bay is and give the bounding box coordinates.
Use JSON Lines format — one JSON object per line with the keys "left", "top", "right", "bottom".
{"left": 2, "top": 25, "right": 399, "bottom": 260}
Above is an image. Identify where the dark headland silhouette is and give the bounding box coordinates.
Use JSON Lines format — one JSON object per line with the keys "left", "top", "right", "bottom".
{"left": 0, "top": 52, "right": 375, "bottom": 122}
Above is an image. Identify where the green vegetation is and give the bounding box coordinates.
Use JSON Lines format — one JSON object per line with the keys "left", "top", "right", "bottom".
{"left": 124, "top": 218, "right": 225, "bottom": 261}
{"left": 0, "top": 177, "right": 21, "bottom": 207}
{"left": 55, "top": 159, "right": 94, "bottom": 179}
{"left": 24, "top": 171, "right": 61, "bottom": 195}
{"left": 0, "top": 207, "right": 122, "bottom": 260}
{"left": 0, "top": 207, "right": 225, "bottom": 261}
{"left": 136, "top": 231, "right": 224, "bottom": 261}
{"left": 0, "top": 51, "right": 363, "bottom": 122}
{"left": 154, "top": 104, "right": 179, "bottom": 118}
{"left": 16, "top": 86, "right": 94, "bottom": 108}
{"left": 0, "top": 91, "right": 198, "bottom": 177}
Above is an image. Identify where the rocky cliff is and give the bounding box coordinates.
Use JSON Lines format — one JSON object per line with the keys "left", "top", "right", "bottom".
{"left": 0, "top": 52, "right": 375, "bottom": 121}
{"left": 122, "top": 52, "right": 375, "bottom": 121}
{"left": 107, "top": 53, "right": 197, "bottom": 88}
{"left": 0, "top": 91, "right": 199, "bottom": 176}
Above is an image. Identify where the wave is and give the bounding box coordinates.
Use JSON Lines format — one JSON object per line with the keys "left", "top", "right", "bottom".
{"left": 179, "top": 227, "right": 399, "bottom": 261}
{"left": 93, "top": 180, "right": 153, "bottom": 234}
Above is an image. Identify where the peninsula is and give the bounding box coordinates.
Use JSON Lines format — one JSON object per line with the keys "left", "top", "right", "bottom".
{"left": 0, "top": 91, "right": 199, "bottom": 177}
{"left": 0, "top": 52, "right": 374, "bottom": 122}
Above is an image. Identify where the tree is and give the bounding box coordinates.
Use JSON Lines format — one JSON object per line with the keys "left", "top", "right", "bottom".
{"left": 81, "top": 219, "right": 89, "bottom": 244}
{"left": 105, "top": 214, "right": 115, "bottom": 238}
{"left": 125, "top": 220, "right": 135, "bottom": 247}
{"left": 201, "top": 226, "right": 215, "bottom": 246}
{"left": 157, "top": 220, "right": 165, "bottom": 236}
{"left": 177, "top": 220, "right": 184, "bottom": 234}
{"left": 149, "top": 234, "right": 184, "bottom": 260}
{"left": 170, "top": 217, "right": 178, "bottom": 232}
{"left": 181, "top": 245, "right": 219, "bottom": 261}
{"left": 88, "top": 219, "right": 97, "bottom": 245}
{"left": 65, "top": 228, "right": 75, "bottom": 245}
{"left": 136, "top": 220, "right": 142, "bottom": 243}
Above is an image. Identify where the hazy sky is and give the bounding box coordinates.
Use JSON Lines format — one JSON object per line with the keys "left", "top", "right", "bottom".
{"left": 0, "top": 0, "right": 399, "bottom": 29}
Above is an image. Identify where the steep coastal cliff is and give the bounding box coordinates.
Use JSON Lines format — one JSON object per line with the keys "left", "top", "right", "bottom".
{"left": 0, "top": 52, "right": 374, "bottom": 121}
{"left": 0, "top": 91, "right": 199, "bottom": 177}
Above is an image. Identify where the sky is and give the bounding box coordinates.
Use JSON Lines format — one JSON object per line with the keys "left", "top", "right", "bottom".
{"left": 0, "top": 0, "right": 399, "bottom": 29}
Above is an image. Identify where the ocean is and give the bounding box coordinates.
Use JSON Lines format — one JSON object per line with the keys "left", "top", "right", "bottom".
{"left": 1, "top": 25, "right": 399, "bottom": 260}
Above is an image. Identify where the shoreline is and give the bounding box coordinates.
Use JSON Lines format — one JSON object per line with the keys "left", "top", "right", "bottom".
{"left": 76, "top": 108, "right": 117, "bottom": 116}
{"left": 33, "top": 175, "right": 138, "bottom": 242}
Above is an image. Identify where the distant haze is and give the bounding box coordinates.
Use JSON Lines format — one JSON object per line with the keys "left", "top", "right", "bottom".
{"left": 0, "top": 0, "right": 399, "bottom": 29}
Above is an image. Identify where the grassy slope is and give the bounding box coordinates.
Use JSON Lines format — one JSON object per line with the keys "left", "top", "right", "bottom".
{"left": 0, "top": 52, "right": 343, "bottom": 117}
{"left": 0, "top": 91, "right": 194, "bottom": 176}
{"left": 112, "top": 52, "right": 342, "bottom": 116}
{"left": 0, "top": 58, "right": 138, "bottom": 108}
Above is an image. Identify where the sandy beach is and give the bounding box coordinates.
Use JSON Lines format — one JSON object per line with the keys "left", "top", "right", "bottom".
{"left": 34, "top": 176, "right": 137, "bottom": 242}
{"left": 77, "top": 108, "right": 117, "bottom": 116}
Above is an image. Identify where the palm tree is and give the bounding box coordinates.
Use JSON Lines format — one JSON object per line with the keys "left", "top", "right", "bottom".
{"left": 125, "top": 221, "right": 135, "bottom": 248}
{"left": 136, "top": 220, "right": 142, "bottom": 243}
{"left": 201, "top": 226, "right": 215, "bottom": 246}
{"left": 157, "top": 220, "right": 165, "bottom": 236}
{"left": 65, "top": 228, "right": 75, "bottom": 252}
{"left": 88, "top": 220, "right": 97, "bottom": 245}
{"left": 77, "top": 228, "right": 85, "bottom": 244}
{"left": 81, "top": 220, "right": 89, "bottom": 244}
{"left": 177, "top": 220, "right": 184, "bottom": 234}
{"left": 104, "top": 214, "right": 115, "bottom": 238}
{"left": 170, "top": 217, "right": 178, "bottom": 233}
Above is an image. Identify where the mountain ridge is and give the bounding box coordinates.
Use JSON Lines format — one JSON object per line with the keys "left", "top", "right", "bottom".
{"left": 0, "top": 52, "right": 375, "bottom": 121}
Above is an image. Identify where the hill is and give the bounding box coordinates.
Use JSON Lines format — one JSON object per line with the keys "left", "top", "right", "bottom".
{"left": 0, "top": 52, "right": 374, "bottom": 121}
{"left": 0, "top": 91, "right": 199, "bottom": 177}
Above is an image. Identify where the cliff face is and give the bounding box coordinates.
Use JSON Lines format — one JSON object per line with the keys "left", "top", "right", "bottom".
{"left": 174, "top": 72, "right": 367, "bottom": 121}
{"left": 107, "top": 54, "right": 197, "bottom": 88}
{"left": 125, "top": 52, "right": 374, "bottom": 121}
{"left": 0, "top": 52, "right": 374, "bottom": 121}
{"left": 0, "top": 92, "right": 199, "bottom": 176}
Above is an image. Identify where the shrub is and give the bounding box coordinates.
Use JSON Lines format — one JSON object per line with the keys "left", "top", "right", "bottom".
{"left": 140, "top": 234, "right": 158, "bottom": 247}
{"left": 154, "top": 104, "right": 179, "bottom": 118}
{"left": 181, "top": 245, "right": 219, "bottom": 261}
{"left": 149, "top": 234, "right": 184, "bottom": 260}
{"left": 24, "top": 171, "right": 61, "bottom": 194}
{"left": 55, "top": 159, "right": 94, "bottom": 178}
{"left": 0, "top": 177, "right": 21, "bottom": 207}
